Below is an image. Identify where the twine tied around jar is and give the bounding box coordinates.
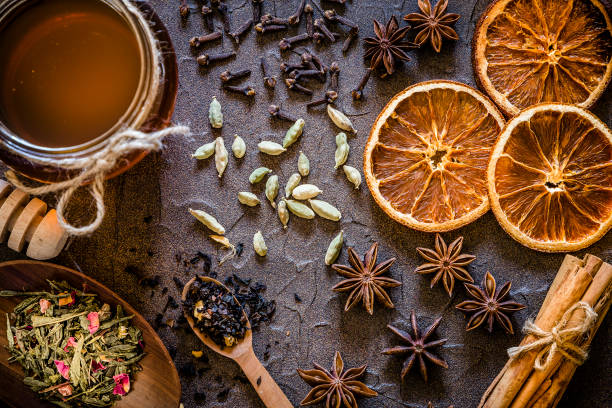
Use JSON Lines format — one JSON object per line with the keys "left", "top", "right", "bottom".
{"left": 507, "top": 301, "right": 597, "bottom": 370}
{"left": 5, "top": 125, "right": 189, "bottom": 236}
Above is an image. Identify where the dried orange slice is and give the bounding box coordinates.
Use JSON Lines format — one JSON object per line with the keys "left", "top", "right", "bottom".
{"left": 473, "top": 0, "right": 612, "bottom": 116}
{"left": 364, "top": 80, "right": 505, "bottom": 232}
{"left": 488, "top": 104, "right": 612, "bottom": 252}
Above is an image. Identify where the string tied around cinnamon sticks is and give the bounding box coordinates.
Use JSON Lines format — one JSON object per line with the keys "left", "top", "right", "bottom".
{"left": 507, "top": 301, "right": 597, "bottom": 370}
{"left": 5, "top": 125, "right": 190, "bottom": 236}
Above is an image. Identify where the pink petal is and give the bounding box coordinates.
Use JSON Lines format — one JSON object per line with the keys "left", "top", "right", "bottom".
{"left": 54, "top": 360, "right": 70, "bottom": 380}
{"left": 57, "top": 384, "right": 73, "bottom": 397}
{"left": 91, "top": 360, "right": 106, "bottom": 373}
{"left": 39, "top": 299, "right": 51, "bottom": 314}
{"left": 112, "top": 374, "right": 130, "bottom": 395}
{"left": 87, "top": 312, "right": 100, "bottom": 334}
{"left": 63, "top": 337, "right": 77, "bottom": 352}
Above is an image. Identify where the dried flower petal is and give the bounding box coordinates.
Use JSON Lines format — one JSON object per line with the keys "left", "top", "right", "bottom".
{"left": 54, "top": 360, "right": 70, "bottom": 380}
{"left": 39, "top": 299, "right": 51, "bottom": 314}
{"left": 63, "top": 336, "right": 77, "bottom": 352}
{"left": 112, "top": 373, "right": 131, "bottom": 395}
{"left": 91, "top": 360, "right": 106, "bottom": 373}
{"left": 87, "top": 312, "right": 100, "bottom": 334}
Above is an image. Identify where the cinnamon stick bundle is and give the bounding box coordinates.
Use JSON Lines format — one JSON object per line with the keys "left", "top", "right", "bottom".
{"left": 479, "top": 254, "right": 612, "bottom": 408}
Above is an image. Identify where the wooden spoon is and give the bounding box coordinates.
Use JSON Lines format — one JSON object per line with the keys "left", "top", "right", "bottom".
{"left": 182, "top": 276, "right": 293, "bottom": 408}
{"left": 0, "top": 260, "right": 181, "bottom": 408}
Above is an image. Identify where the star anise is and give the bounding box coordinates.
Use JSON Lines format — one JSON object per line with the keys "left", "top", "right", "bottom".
{"left": 404, "top": 0, "right": 460, "bottom": 52}
{"left": 353, "top": 16, "right": 415, "bottom": 99}
{"left": 332, "top": 242, "right": 401, "bottom": 315}
{"left": 416, "top": 234, "right": 475, "bottom": 297}
{"left": 297, "top": 351, "right": 377, "bottom": 408}
{"left": 456, "top": 272, "right": 526, "bottom": 334}
{"left": 364, "top": 15, "right": 413, "bottom": 75}
{"left": 382, "top": 311, "right": 448, "bottom": 382}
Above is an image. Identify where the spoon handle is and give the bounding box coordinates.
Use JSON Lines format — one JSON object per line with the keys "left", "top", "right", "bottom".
{"left": 235, "top": 348, "right": 293, "bottom": 408}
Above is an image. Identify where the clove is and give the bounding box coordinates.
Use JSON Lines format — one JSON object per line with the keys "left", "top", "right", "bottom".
{"left": 279, "top": 32, "right": 311, "bottom": 52}
{"left": 304, "top": 4, "right": 314, "bottom": 37}
{"left": 323, "top": 10, "right": 358, "bottom": 29}
{"left": 201, "top": 6, "right": 214, "bottom": 31}
{"left": 252, "top": 0, "right": 264, "bottom": 22}
{"left": 289, "top": 69, "right": 325, "bottom": 82}
{"left": 255, "top": 23, "right": 288, "bottom": 34}
{"left": 268, "top": 105, "right": 298, "bottom": 122}
{"left": 260, "top": 57, "right": 277, "bottom": 89}
{"left": 288, "top": 0, "right": 306, "bottom": 25}
{"left": 314, "top": 19, "right": 336, "bottom": 42}
{"left": 197, "top": 51, "right": 237, "bottom": 66}
{"left": 280, "top": 61, "right": 307, "bottom": 75}
{"left": 313, "top": 31, "right": 339, "bottom": 44}
{"left": 329, "top": 62, "right": 340, "bottom": 91}
{"left": 306, "top": 90, "right": 338, "bottom": 108}
{"left": 285, "top": 78, "right": 313, "bottom": 95}
{"left": 342, "top": 27, "right": 359, "bottom": 53}
{"left": 261, "top": 14, "right": 290, "bottom": 26}
{"left": 189, "top": 31, "right": 223, "bottom": 48}
{"left": 179, "top": 0, "right": 190, "bottom": 17}
{"left": 216, "top": 3, "right": 231, "bottom": 33}
{"left": 229, "top": 18, "right": 253, "bottom": 44}
{"left": 301, "top": 51, "right": 327, "bottom": 74}
{"left": 223, "top": 84, "right": 256, "bottom": 97}
{"left": 352, "top": 68, "right": 372, "bottom": 100}
{"left": 220, "top": 69, "right": 251, "bottom": 83}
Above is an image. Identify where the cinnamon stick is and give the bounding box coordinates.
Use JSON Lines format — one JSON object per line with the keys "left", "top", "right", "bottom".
{"left": 510, "top": 261, "right": 612, "bottom": 407}
{"left": 529, "top": 277, "right": 612, "bottom": 408}
{"left": 479, "top": 254, "right": 603, "bottom": 408}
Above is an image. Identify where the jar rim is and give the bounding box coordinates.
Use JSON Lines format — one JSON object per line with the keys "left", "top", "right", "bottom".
{"left": 0, "top": 0, "right": 161, "bottom": 158}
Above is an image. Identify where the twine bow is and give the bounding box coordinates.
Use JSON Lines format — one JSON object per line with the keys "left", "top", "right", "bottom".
{"left": 5, "top": 126, "right": 190, "bottom": 236}
{"left": 507, "top": 301, "right": 597, "bottom": 370}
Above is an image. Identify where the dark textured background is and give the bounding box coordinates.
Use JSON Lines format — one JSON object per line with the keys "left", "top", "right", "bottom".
{"left": 1, "top": 0, "right": 610, "bottom": 407}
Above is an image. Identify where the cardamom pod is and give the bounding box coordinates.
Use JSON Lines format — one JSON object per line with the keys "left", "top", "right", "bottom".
{"left": 278, "top": 199, "right": 289, "bottom": 229}
{"left": 309, "top": 199, "right": 341, "bottom": 221}
{"left": 343, "top": 165, "right": 362, "bottom": 189}
{"left": 192, "top": 141, "right": 216, "bottom": 159}
{"left": 253, "top": 231, "right": 267, "bottom": 256}
{"left": 249, "top": 167, "right": 272, "bottom": 184}
{"left": 325, "top": 230, "right": 343, "bottom": 265}
{"left": 238, "top": 192, "right": 260, "bottom": 206}
{"left": 285, "top": 199, "right": 315, "bottom": 219}
{"left": 189, "top": 208, "right": 225, "bottom": 234}
{"left": 209, "top": 234, "right": 233, "bottom": 248}
{"left": 265, "top": 175, "right": 279, "bottom": 208}
{"left": 215, "top": 137, "right": 228, "bottom": 177}
{"left": 258, "top": 141, "right": 287, "bottom": 155}
{"left": 209, "top": 96, "right": 223, "bottom": 128}
{"left": 298, "top": 151, "right": 310, "bottom": 176}
{"left": 334, "top": 132, "right": 349, "bottom": 169}
{"left": 283, "top": 118, "right": 305, "bottom": 148}
{"left": 232, "top": 134, "right": 246, "bottom": 158}
{"left": 285, "top": 173, "right": 301, "bottom": 197}
{"left": 292, "top": 184, "right": 322, "bottom": 200}
{"left": 327, "top": 105, "right": 355, "bottom": 133}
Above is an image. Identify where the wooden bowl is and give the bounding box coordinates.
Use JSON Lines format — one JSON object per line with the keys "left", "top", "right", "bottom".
{"left": 0, "top": 260, "right": 181, "bottom": 408}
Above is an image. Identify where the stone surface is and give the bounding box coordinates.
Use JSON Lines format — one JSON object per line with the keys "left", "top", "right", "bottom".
{"left": 1, "top": 0, "right": 610, "bottom": 407}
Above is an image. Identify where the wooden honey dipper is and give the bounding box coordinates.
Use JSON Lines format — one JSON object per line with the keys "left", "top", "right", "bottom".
{"left": 0, "top": 179, "right": 68, "bottom": 260}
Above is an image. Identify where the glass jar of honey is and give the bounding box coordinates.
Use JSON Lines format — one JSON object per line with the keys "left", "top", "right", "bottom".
{"left": 0, "top": 0, "right": 178, "bottom": 183}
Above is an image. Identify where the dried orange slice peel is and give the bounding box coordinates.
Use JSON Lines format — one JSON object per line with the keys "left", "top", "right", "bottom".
{"left": 364, "top": 80, "right": 505, "bottom": 232}
{"left": 473, "top": 0, "right": 612, "bottom": 116}
{"left": 488, "top": 103, "right": 612, "bottom": 252}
